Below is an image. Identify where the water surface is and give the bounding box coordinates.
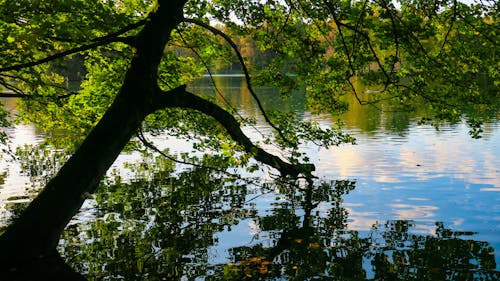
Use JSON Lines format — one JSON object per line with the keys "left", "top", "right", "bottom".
{"left": 0, "top": 76, "right": 498, "bottom": 279}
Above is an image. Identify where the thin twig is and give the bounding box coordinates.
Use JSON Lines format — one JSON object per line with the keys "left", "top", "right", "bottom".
{"left": 437, "top": 0, "right": 458, "bottom": 58}
{"left": 183, "top": 18, "right": 295, "bottom": 147}
{"left": 137, "top": 127, "right": 261, "bottom": 182}
{"left": 176, "top": 29, "right": 280, "bottom": 150}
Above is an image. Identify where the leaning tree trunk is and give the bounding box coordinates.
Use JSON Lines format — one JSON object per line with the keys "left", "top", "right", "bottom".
{"left": 0, "top": 0, "right": 313, "bottom": 277}
{"left": 0, "top": 0, "right": 187, "bottom": 270}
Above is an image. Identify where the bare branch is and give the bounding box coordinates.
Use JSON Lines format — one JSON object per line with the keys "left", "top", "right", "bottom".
{"left": 437, "top": 0, "right": 458, "bottom": 58}
{"left": 176, "top": 31, "right": 238, "bottom": 114}
{"left": 175, "top": 30, "right": 277, "bottom": 147}
{"left": 323, "top": 4, "right": 369, "bottom": 104}
{"left": 378, "top": 1, "right": 400, "bottom": 74}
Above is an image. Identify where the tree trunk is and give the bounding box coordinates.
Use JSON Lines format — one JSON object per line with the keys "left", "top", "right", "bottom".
{"left": 0, "top": 0, "right": 312, "bottom": 276}
{"left": 0, "top": 0, "right": 187, "bottom": 269}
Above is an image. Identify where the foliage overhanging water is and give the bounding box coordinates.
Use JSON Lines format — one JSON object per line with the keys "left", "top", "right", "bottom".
{"left": 0, "top": 76, "right": 499, "bottom": 280}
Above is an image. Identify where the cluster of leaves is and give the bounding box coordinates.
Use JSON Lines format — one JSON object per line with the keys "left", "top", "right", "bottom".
{"left": 0, "top": 101, "right": 10, "bottom": 144}
{"left": 268, "top": 111, "right": 355, "bottom": 150}
{"left": 0, "top": 0, "right": 143, "bottom": 93}
{"left": 189, "top": 0, "right": 499, "bottom": 133}
{"left": 1, "top": 0, "right": 497, "bottom": 165}
{"left": 0, "top": 0, "right": 150, "bottom": 149}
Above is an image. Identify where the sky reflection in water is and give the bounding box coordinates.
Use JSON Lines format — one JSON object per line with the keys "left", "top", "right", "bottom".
{"left": 0, "top": 77, "right": 499, "bottom": 279}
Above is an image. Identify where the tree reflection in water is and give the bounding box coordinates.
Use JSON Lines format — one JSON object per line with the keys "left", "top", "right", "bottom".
{"left": 41, "top": 152, "right": 496, "bottom": 281}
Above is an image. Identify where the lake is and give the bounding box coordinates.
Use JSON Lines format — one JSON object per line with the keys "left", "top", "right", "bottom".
{"left": 0, "top": 76, "right": 499, "bottom": 280}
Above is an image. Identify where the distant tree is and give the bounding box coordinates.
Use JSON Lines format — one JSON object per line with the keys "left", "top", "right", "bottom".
{"left": 0, "top": 0, "right": 497, "bottom": 278}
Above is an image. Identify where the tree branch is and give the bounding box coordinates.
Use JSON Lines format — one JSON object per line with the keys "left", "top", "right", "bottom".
{"left": 436, "top": 0, "right": 458, "bottom": 58}
{"left": 0, "top": 19, "right": 147, "bottom": 72}
{"left": 183, "top": 18, "right": 295, "bottom": 147}
{"left": 0, "top": 0, "right": 186, "bottom": 263}
{"left": 153, "top": 86, "right": 314, "bottom": 177}
{"left": 0, "top": 92, "right": 28, "bottom": 98}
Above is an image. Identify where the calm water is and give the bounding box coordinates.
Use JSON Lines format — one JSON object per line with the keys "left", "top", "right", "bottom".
{"left": 0, "top": 76, "right": 499, "bottom": 279}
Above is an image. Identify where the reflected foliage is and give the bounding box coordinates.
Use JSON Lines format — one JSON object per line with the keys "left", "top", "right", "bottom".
{"left": 60, "top": 152, "right": 255, "bottom": 280}
{"left": 16, "top": 144, "right": 70, "bottom": 186}
{"left": 54, "top": 154, "right": 498, "bottom": 280}
{"left": 0, "top": 1, "right": 498, "bottom": 277}
{"left": 0, "top": 145, "right": 71, "bottom": 233}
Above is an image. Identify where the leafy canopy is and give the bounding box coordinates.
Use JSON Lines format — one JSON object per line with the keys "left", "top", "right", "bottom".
{"left": 0, "top": 0, "right": 498, "bottom": 165}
